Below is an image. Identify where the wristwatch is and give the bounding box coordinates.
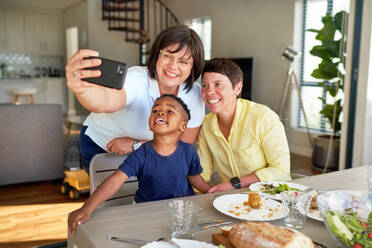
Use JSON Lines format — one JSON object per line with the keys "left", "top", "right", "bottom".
{"left": 230, "top": 177, "right": 241, "bottom": 189}
{"left": 132, "top": 140, "right": 142, "bottom": 151}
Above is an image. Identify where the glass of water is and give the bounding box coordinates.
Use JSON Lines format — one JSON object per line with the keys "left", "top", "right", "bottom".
{"left": 168, "top": 200, "right": 201, "bottom": 239}
{"left": 281, "top": 190, "right": 314, "bottom": 229}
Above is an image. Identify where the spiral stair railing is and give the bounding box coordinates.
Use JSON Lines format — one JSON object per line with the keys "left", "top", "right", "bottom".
{"left": 101, "top": 0, "right": 179, "bottom": 65}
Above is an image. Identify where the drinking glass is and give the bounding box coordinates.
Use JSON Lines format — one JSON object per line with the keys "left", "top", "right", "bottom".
{"left": 168, "top": 200, "right": 201, "bottom": 239}
{"left": 281, "top": 190, "right": 314, "bottom": 229}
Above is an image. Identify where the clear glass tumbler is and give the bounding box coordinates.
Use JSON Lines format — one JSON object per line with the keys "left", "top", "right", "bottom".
{"left": 168, "top": 200, "right": 201, "bottom": 239}
{"left": 281, "top": 190, "right": 314, "bottom": 229}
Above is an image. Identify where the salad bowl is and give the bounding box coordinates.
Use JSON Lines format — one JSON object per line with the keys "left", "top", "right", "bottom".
{"left": 317, "top": 190, "right": 372, "bottom": 248}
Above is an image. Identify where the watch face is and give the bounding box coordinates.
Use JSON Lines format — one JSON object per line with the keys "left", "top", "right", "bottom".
{"left": 133, "top": 141, "right": 142, "bottom": 150}
{"left": 230, "top": 177, "right": 241, "bottom": 189}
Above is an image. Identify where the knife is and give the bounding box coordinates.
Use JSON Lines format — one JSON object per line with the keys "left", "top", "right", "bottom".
{"left": 197, "top": 221, "right": 233, "bottom": 231}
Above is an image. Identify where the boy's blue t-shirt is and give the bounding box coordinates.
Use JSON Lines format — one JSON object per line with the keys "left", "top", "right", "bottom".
{"left": 118, "top": 140, "right": 202, "bottom": 203}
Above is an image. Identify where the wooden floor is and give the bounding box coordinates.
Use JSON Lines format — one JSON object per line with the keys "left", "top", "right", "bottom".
{"left": 0, "top": 153, "right": 317, "bottom": 248}
{"left": 0, "top": 180, "right": 88, "bottom": 248}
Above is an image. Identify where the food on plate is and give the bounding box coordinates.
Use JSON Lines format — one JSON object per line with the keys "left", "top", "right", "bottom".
{"left": 213, "top": 221, "right": 314, "bottom": 248}
{"left": 309, "top": 193, "right": 319, "bottom": 213}
{"left": 230, "top": 195, "right": 280, "bottom": 219}
{"left": 325, "top": 210, "right": 372, "bottom": 248}
{"left": 213, "top": 194, "right": 287, "bottom": 221}
{"left": 246, "top": 193, "right": 262, "bottom": 209}
{"left": 229, "top": 222, "right": 314, "bottom": 248}
{"left": 261, "top": 183, "right": 303, "bottom": 195}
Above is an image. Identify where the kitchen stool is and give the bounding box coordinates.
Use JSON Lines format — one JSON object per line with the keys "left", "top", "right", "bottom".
{"left": 11, "top": 88, "right": 38, "bottom": 104}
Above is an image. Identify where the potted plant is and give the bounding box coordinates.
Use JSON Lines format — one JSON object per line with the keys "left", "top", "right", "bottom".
{"left": 307, "top": 10, "right": 348, "bottom": 171}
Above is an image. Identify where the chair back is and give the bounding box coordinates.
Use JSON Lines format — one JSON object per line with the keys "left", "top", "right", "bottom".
{"left": 89, "top": 153, "right": 138, "bottom": 207}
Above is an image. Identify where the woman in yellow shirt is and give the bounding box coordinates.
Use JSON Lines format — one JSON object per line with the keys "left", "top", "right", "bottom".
{"left": 197, "top": 58, "right": 291, "bottom": 193}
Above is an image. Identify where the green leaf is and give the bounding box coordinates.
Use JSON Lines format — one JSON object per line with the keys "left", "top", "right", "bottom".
{"left": 307, "top": 10, "right": 348, "bottom": 134}
{"left": 335, "top": 11, "right": 348, "bottom": 31}
{"left": 307, "top": 28, "right": 320, "bottom": 33}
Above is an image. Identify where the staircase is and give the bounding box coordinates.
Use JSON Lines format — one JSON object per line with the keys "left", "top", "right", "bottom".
{"left": 101, "top": 0, "right": 179, "bottom": 65}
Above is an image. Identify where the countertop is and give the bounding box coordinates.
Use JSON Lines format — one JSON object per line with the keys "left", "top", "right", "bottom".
{"left": 0, "top": 77, "right": 65, "bottom": 80}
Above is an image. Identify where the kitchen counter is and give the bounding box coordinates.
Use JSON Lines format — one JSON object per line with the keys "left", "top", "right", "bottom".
{"left": 0, "top": 77, "right": 65, "bottom": 81}
{"left": 0, "top": 77, "right": 68, "bottom": 113}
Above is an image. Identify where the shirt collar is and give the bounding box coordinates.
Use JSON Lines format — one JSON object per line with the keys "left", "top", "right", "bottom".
{"left": 211, "top": 98, "right": 243, "bottom": 137}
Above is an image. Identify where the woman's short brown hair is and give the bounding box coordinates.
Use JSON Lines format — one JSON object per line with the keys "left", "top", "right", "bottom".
{"left": 202, "top": 58, "right": 243, "bottom": 88}
{"left": 147, "top": 25, "right": 205, "bottom": 92}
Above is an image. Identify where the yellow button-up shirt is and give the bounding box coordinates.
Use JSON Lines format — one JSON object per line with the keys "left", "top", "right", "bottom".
{"left": 197, "top": 99, "right": 291, "bottom": 183}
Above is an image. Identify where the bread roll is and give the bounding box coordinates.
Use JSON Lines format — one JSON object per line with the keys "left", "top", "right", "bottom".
{"left": 228, "top": 222, "right": 314, "bottom": 248}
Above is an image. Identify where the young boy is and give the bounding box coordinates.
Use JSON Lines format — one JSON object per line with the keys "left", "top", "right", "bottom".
{"left": 68, "top": 94, "right": 210, "bottom": 234}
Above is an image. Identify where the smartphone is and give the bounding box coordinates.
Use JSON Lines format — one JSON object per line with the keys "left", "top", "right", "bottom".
{"left": 82, "top": 57, "right": 128, "bottom": 90}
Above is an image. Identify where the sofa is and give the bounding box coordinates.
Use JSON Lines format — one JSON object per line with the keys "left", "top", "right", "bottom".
{"left": 0, "top": 104, "right": 65, "bottom": 185}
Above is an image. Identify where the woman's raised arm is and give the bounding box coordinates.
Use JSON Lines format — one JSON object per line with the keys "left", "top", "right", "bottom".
{"left": 65, "top": 49, "right": 126, "bottom": 113}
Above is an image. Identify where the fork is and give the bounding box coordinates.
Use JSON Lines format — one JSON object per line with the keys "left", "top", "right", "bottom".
{"left": 107, "top": 236, "right": 147, "bottom": 245}
{"left": 107, "top": 236, "right": 181, "bottom": 248}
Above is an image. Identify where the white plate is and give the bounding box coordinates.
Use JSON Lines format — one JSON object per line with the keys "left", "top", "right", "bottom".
{"left": 249, "top": 181, "right": 309, "bottom": 201}
{"left": 213, "top": 193, "right": 289, "bottom": 221}
{"left": 141, "top": 238, "right": 217, "bottom": 248}
{"left": 307, "top": 209, "right": 323, "bottom": 221}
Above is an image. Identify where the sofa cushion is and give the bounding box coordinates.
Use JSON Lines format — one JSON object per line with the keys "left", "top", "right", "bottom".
{"left": 0, "top": 104, "right": 64, "bottom": 185}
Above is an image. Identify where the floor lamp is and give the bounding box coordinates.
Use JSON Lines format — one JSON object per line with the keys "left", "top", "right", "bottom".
{"left": 278, "top": 46, "right": 313, "bottom": 148}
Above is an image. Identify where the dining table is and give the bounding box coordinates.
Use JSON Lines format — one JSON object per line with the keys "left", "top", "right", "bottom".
{"left": 67, "top": 166, "right": 367, "bottom": 248}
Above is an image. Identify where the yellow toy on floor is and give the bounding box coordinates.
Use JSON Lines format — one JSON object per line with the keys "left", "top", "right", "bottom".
{"left": 60, "top": 169, "right": 90, "bottom": 200}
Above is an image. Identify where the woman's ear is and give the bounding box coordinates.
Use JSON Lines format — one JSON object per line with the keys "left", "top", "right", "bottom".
{"left": 234, "top": 81, "right": 243, "bottom": 96}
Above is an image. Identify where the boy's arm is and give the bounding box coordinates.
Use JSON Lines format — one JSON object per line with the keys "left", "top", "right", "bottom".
{"left": 187, "top": 175, "right": 210, "bottom": 193}
{"left": 68, "top": 170, "right": 128, "bottom": 235}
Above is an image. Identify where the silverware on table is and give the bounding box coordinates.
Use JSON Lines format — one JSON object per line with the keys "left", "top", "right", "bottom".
{"left": 197, "top": 220, "right": 233, "bottom": 231}
{"left": 157, "top": 237, "right": 182, "bottom": 248}
{"left": 107, "top": 236, "right": 181, "bottom": 247}
{"left": 107, "top": 236, "right": 148, "bottom": 245}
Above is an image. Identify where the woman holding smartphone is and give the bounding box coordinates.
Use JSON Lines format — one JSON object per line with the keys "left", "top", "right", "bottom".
{"left": 65, "top": 25, "right": 205, "bottom": 172}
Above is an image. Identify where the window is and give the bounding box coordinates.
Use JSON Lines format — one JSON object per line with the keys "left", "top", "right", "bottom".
{"left": 185, "top": 17, "right": 212, "bottom": 60}
{"left": 298, "top": 0, "right": 350, "bottom": 132}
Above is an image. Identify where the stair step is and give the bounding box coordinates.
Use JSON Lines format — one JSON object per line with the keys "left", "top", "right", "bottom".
{"left": 109, "top": 26, "right": 144, "bottom": 33}
{"left": 105, "top": 0, "right": 139, "bottom": 3}
{"left": 125, "top": 38, "right": 150, "bottom": 44}
{"left": 103, "top": 16, "right": 140, "bottom": 22}
{"left": 102, "top": 6, "right": 140, "bottom": 11}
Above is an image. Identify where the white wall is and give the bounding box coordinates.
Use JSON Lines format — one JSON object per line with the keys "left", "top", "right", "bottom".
{"left": 63, "top": 1, "right": 89, "bottom": 51}
{"left": 86, "top": 1, "right": 139, "bottom": 66}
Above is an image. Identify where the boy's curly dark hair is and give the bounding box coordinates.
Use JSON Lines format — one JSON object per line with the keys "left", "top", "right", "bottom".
{"left": 155, "top": 94, "right": 191, "bottom": 121}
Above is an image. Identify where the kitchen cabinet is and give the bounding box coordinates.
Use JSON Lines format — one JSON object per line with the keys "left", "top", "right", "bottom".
{"left": 0, "top": 78, "right": 68, "bottom": 114}
{"left": 24, "top": 13, "right": 64, "bottom": 56}
{"left": 0, "top": 10, "right": 25, "bottom": 52}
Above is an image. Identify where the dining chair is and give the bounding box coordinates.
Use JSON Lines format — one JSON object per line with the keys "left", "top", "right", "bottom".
{"left": 89, "top": 153, "right": 138, "bottom": 207}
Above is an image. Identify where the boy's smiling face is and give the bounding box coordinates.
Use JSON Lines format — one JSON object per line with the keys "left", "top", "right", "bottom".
{"left": 149, "top": 96, "right": 188, "bottom": 135}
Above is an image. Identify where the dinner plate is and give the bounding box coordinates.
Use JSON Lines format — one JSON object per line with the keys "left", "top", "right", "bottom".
{"left": 249, "top": 181, "right": 309, "bottom": 201}
{"left": 213, "top": 193, "right": 289, "bottom": 221}
{"left": 141, "top": 238, "right": 217, "bottom": 248}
